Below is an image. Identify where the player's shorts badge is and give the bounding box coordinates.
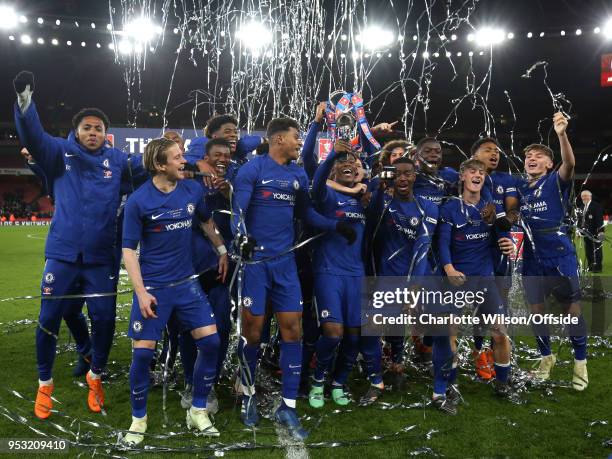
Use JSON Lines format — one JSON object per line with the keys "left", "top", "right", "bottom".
{"left": 132, "top": 321, "right": 143, "bottom": 333}
{"left": 243, "top": 297, "right": 253, "bottom": 308}
{"left": 44, "top": 272, "right": 55, "bottom": 284}
{"left": 321, "top": 310, "right": 329, "bottom": 318}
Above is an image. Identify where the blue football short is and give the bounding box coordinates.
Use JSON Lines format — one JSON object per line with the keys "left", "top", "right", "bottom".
{"left": 239, "top": 255, "right": 303, "bottom": 316}
{"left": 313, "top": 273, "right": 362, "bottom": 328}
{"left": 522, "top": 253, "right": 581, "bottom": 304}
{"left": 128, "top": 279, "right": 215, "bottom": 341}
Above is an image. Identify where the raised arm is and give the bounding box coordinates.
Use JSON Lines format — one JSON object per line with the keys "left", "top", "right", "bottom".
{"left": 554, "top": 112, "right": 575, "bottom": 182}
{"left": 301, "top": 102, "right": 326, "bottom": 180}
{"left": 13, "top": 72, "right": 64, "bottom": 176}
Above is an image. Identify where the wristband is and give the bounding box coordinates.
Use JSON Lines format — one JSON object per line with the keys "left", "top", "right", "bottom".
{"left": 216, "top": 245, "right": 227, "bottom": 256}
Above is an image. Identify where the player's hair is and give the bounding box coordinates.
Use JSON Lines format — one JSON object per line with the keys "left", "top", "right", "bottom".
{"left": 163, "top": 130, "right": 184, "bottom": 145}
{"left": 393, "top": 157, "right": 416, "bottom": 168}
{"left": 471, "top": 137, "right": 500, "bottom": 156}
{"left": 459, "top": 158, "right": 486, "bottom": 174}
{"left": 380, "top": 139, "right": 412, "bottom": 165}
{"left": 205, "top": 138, "right": 232, "bottom": 156}
{"left": 204, "top": 114, "right": 238, "bottom": 138}
{"left": 143, "top": 137, "right": 176, "bottom": 175}
{"left": 415, "top": 136, "right": 439, "bottom": 154}
{"left": 72, "top": 108, "right": 110, "bottom": 131}
{"left": 523, "top": 143, "right": 554, "bottom": 159}
{"left": 266, "top": 117, "right": 300, "bottom": 140}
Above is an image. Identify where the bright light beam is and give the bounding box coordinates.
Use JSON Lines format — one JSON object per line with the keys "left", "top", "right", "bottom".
{"left": 603, "top": 18, "right": 612, "bottom": 39}
{"left": 123, "top": 17, "right": 161, "bottom": 43}
{"left": 357, "top": 25, "right": 394, "bottom": 50}
{"left": 236, "top": 21, "right": 272, "bottom": 50}
{"left": 474, "top": 27, "right": 505, "bottom": 47}
{"left": 0, "top": 6, "right": 18, "bottom": 29}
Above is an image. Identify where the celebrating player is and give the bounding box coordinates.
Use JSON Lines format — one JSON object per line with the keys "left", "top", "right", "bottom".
{"left": 470, "top": 137, "right": 519, "bottom": 379}
{"left": 369, "top": 158, "right": 439, "bottom": 384}
{"left": 121, "top": 138, "right": 228, "bottom": 445}
{"left": 518, "top": 112, "right": 588, "bottom": 390}
{"left": 13, "top": 70, "right": 146, "bottom": 419}
{"left": 433, "top": 158, "right": 515, "bottom": 414}
{"left": 231, "top": 118, "right": 355, "bottom": 440}
{"left": 308, "top": 139, "right": 369, "bottom": 408}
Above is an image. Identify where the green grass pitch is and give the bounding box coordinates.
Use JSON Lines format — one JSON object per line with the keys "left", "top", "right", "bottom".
{"left": 0, "top": 225, "right": 611, "bottom": 458}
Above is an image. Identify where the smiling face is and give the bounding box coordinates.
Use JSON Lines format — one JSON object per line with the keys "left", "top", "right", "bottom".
{"left": 211, "top": 122, "right": 239, "bottom": 153}
{"left": 393, "top": 162, "right": 417, "bottom": 198}
{"left": 333, "top": 153, "right": 359, "bottom": 187}
{"left": 274, "top": 126, "right": 303, "bottom": 161}
{"left": 157, "top": 144, "right": 186, "bottom": 181}
{"left": 76, "top": 116, "right": 106, "bottom": 151}
{"left": 524, "top": 148, "right": 553, "bottom": 179}
{"left": 473, "top": 141, "right": 500, "bottom": 171}
{"left": 461, "top": 166, "right": 486, "bottom": 194}
{"left": 417, "top": 140, "right": 442, "bottom": 171}
{"left": 205, "top": 144, "right": 231, "bottom": 176}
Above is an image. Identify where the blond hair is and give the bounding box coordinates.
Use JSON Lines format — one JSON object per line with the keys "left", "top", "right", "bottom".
{"left": 143, "top": 138, "right": 176, "bottom": 175}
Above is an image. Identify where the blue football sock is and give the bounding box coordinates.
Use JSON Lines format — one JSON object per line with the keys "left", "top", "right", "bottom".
{"left": 531, "top": 322, "right": 551, "bottom": 357}
{"left": 568, "top": 315, "right": 587, "bottom": 361}
{"left": 179, "top": 332, "right": 196, "bottom": 385}
{"left": 63, "top": 305, "right": 91, "bottom": 356}
{"left": 360, "top": 336, "right": 383, "bottom": 385}
{"left": 280, "top": 341, "right": 302, "bottom": 403}
{"left": 208, "top": 284, "right": 232, "bottom": 379}
{"left": 432, "top": 336, "right": 453, "bottom": 395}
{"left": 192, "top": 334, "right": 220, "bottom": 408}
{"left": 237, "top": 337, "right": 259, "bottom": 394}
{"left": 301, "top": 340, "right": 316, "bottom": 383}
{"left": 313, "top": 335, "right": 341, "bottom": 382}
{"left": 90, "top": 319, "right": 115, "bottom": 374}
{"left": 129, "top": 348, "right": 155, "bottom": 418}
{"left": 37, "top": 300, "right": 64, "bottom": 381}
{"left": 386, "top": 335, "right": 405, "bottom": 364}
{"left": 449, "top": 364, "right": 458, "bottom": 384}
{"left": 332, "top": 334, "right": 359, "bottom": 385}
{"left": 494, "top": 363, "right": 511, "bottom": 383}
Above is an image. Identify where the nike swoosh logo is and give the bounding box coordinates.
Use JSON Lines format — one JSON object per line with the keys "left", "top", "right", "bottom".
{"left": 151, "top": 213, "right": 165, "bottom": 220}
{"left": 388, "top": 209, "right": 398, "bottom": 213}
{"left": 65, "top": 152, "right": 77, "bottom": 157}
{"left": 261, "top": 179, "right": 274, "bottom": 184}
{"left": 132, "top": 389, "right": 147, "bottom": 395}
{"left": 109, "top": 275, "right": 116, "bottom": 280}
{"left": 337, "top": 201, "right": 348, "bottom": 206}
{"left": 288, "top": 364, "right": 301, "bottom": 369}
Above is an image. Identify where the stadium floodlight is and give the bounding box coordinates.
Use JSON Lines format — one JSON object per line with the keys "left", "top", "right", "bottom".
{"left": 575, "top": 28, "right": 582, "bottom": 35}
{"left": 357, "top": 25, "right": 394, "bottom": 50}
{"left": 20, "top": 34, "right": 32, "bottom": 44}
{"left": 507, "top": 32, "right": 514, "bottom": 39}
{"left": 603, "top": 19, "right": 612, "bottom": 39}
{"left": 124, "top": 17, "right": 161, "bottom": 43}
{"left": 37, "top": 37, "right": 44, "bottom": 44}
{"left": 0, "top": 6, "right": 18, "bottom": 30}
{"left": 118, "top": 39, "right": 133, "bottom": 54}
{"left": 51, "top": 38, "right": 58, "bottom": 45}
{"left": 236, "top": 21, "right": 272, "bottom": 49}
{"left": 422, "top": 51, "right": 430, "bottom": 58}
{"left": 474, "top": 27, "right": 505, "bottom": 47}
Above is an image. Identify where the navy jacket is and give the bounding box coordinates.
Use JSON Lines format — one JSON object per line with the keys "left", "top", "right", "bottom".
{"left": 14, "top": 101, "right": 147, "bottom": 264}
